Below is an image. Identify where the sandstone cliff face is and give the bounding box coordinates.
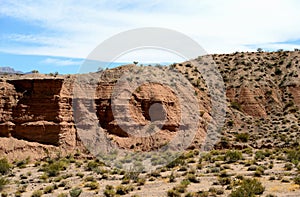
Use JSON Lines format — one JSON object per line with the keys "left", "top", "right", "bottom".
{"left": 0, "top": 78, "right": 76, "bottom": 146}
{"left": 0, "top": 51, "right": 299, "bottom": 160}
{"left": 0, "top": 77, "right": 78, "bottom": 160}
{"left": 75, "top": 66, "right": 209, "bottom": 153}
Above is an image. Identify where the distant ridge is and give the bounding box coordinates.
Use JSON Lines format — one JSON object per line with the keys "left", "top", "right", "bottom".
{"left": 0, "top": 66, "right": 23, "bottom": 74}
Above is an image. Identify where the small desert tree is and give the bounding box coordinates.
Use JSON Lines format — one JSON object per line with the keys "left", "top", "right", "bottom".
{"left": 257, "top": 48, "right": 263, "bottom": 52}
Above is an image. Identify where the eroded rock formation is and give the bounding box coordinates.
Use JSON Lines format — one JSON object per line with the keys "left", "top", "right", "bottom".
{"left": 0, "top": 50, "right": 299, "bottom": 160}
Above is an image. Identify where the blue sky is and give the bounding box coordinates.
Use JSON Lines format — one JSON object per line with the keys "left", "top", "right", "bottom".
{"left": 1, "top": 0, "right": 300, "bottom": 74}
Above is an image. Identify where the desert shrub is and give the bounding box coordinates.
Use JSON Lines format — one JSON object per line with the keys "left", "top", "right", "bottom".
{"left": 58, "top": 181, "right": 67, "bottom": 187}
{"left": 218, "top": 177, "right": 231, "bottom": 186}
{"left": 230, "top": 178, "right": 264, "bottom": 197}
{"left": 69, "top": 188, "right": 82, "bottom": 197}
{"left": 209, "top": 187, "right": 224, "bottom": 195}
{"left": 294, "top": 175, "right": 300, "bottom": 185}
{"left": 0, "top": 158, "right": 10, "bottom": 175}
{"left": 167, "top": 189, "right": 181, "bottom": 197}
{"left": 115, "top": 185, "right": 133, "bottom": 195}
{"left": 286, "top": 149, "right": 300, "bottom": 163}
{"left": 84, "top": 181, "right": 99, "bottom": 190}
{"left": 121, "top": 177, "right": 130, "bottom": 184}
{"left": 216, "top": 188, "right": 224, "bottom": 195}
{"left": 104, "top": 185, "right": 115, "bottom": 197}
{"left": 284, "top": 163, "right": 293, "bottom": 171}
{"left": 0, "top": 177, "right": 9, "bottom": 191}
{"left": 15, "top": 157, "right": 30, "bottom": 168}
{"left": 231, "top": 101, "right": 242, "bottom": 111}
{"left": 123, "top": 171, "right": 140, "bottom": 181}
{"left": 166, "top": 156, "right": 185, "bottom": 168}
{"left": 86, "top": 160, "right": 100, "bottom": 171}
{"left": 247, "top": 165, "right": 257, "bottom": 171}
{"left": 31, "top": 190, "right": 43, "bottom": 197}
{"left": 75, "top": 172, "right": 84, "bottom": 179}
{"left": 57, "top": 193, "right": 68, "bottom": 197}
{"left": 284, "top": 101, "right": 294, "bottom": 111}
{"left": 227, "top": 120, "right": 234, "bottom": 126}
{"left": 136, "top": 177, "right": 146, "bottom": 186}
{"left": 275, "top": 67, "right": 282, "bottom": 75}
{"left": 253, "top": 166, "right": 265, "bottom": 177}
{"left": 254, "top": 169, "right": 263, "bottom": 177}
{"left": 265, "top": 195, "right": 277, "bottom": 197}
{"left": 235, "top": 133, "right": 249, "bottom": 142}
{"left": 178, "top": 166, "right": 188, "bottom": 171}
{"left": 225, "top": 151, "right": 242, "bottom": 163}
{"left": 85, "top": 176, "right": 95, "bottom": 182}
{"left": 17, "top": 185, "right": 27, "bottom": 193}
{"left": 186, "top": 173, "right": 199, "bottom": 183}
{"left": 219, "top": 170, "right": 230, "bottom": 178}
{"left": 42, "top": 160, "right": 67, "bottom": 177}
{"left": 255, "top": 150, "right": 270, "bottom": 160}
{"left": 168, "top": 172, "right": 176, "bottom": 183}
{"left": 15, "top": 192, "right": 21, "bottom": 197}
{"left": 170, "top": 179, "right": 191, "bottom": 194}
{"left": 44, "top": 185, "right": 55, "bottom": 194}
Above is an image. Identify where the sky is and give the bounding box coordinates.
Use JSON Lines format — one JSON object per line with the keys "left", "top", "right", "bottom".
{"left": 1, "top": 0, "right": 300, "bottom": 74}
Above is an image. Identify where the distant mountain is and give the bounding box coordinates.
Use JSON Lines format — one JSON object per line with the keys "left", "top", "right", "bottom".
{"left": 0, "top": 67, "right": 23, "bottom": 74}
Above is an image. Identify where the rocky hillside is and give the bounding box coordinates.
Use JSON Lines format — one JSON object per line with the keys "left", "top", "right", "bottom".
{"left": 0, "top": 51, "right": 299, "bottom": 161}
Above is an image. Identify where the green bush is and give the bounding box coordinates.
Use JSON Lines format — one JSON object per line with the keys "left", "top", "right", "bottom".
{"left": 104, "top": 185, "right": 115, "bottom": 197}
{"left": 286, "top": 149, "right": 300, "bottom": 163}
{"left": 284, "top": 163, "right": 293, "bottom": 171}
{"left": 84, "top": 181, "right": 99, "bottom": 190}
{"left": 235, "top": 133, "right": 249, "bottom": 142}
{"left": 225, "top": 151, "right": 242, "bottom": 163}
{"left": 86, "top": 160, "right": 100, "bottom": 171}
{"left": 169, "top": 172, "right": 176, "bottom": 183}
{"left": 136, "top": 177, "right": 146, "bottom": 186}
{"left": 44, "top": 185, "right": 55, "bottom": 194}
{"left": 116, "top": 185, "right": 132, "bottom": 195}
{"left": 255, "top": 150, "right": 271, "bottom": 160}
{"left": 231, "top": 101, "right": 242, "bottom": 111}
{"left": 15, "top": 157, "right": 30, "bottom": 168}
{"left": 230, "top": 178, "right": 264, "bottom": 197}
{"left": 42, "top": 160, "right": 67, "bottom": 177}
{"left": 218, "top": 177, "right": 231, "bottom": 186}
{"left": 167, "top": 189, "right": 181, "bottom": 197}
{"left": 69, "top": 188, "right": 82, "bottom": 197}
{"left": 275, "top": 67, "right": 282, "bottom": 75}
{"left": 294, "top": 175, "right": 300, "bottom": 185}
{"left": 187, "top": 173, "right": 199, "bottom": 183}
{"left": 0, "top": 177, "right": 9, "bottom": 191}
{"left": 0, "top": 158, "right": 10, "bottom": 175}
{"left": 31, "top": 190, "right": 43, "bottom": 197}
{"left": 166, "top": 156, "right": 185, "bottom": 168}
{"left": 57, "top": 193, "right": 68, "bottom": 197}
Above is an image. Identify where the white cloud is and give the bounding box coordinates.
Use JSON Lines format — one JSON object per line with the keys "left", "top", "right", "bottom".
{"left": 41, "top": 58, "right": 82, "bottom": 66}
{"left": 1, "top": 0, "right": 300, "bottom": 61}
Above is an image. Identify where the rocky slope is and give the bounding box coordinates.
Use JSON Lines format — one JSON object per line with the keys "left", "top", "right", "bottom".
{"left": 0, "top": 50, "right": 299, "bottom": 161}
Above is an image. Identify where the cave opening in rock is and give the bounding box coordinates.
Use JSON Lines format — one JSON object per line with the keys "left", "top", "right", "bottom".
{"left": 144, "top": 102, "right": 166, "bottom": 122}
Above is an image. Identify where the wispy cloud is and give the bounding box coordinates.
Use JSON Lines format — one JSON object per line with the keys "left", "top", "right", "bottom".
{"left": 1, "top": 0, "right": 300, "bottom": 61}
{"left": 41, "top": 58, "right": 83, "bottom": 66}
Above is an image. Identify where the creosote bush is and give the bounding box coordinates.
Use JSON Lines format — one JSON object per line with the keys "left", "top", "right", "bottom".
{"left": 0, "top": 177, "right": 9, "bottom": 191}
{"left": 69, "top": 188, "right": 82, "bottom": 197}
{"left": 41, "top": 160, "right": 67, "bottom": 177}
{"left": 235, "top": 133, "right": 249, "bottom": 142}
{"left": 0, "top": 158, "right": 10, "bottom": 175}
{"left": 230, "top": 178, "right": 264, "bottom": 197}
{"left": 31, "top": 190, "right": 43, "bottom": 197}
{"left": 225, "top": 150, "right": 242, "bottom": 163}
